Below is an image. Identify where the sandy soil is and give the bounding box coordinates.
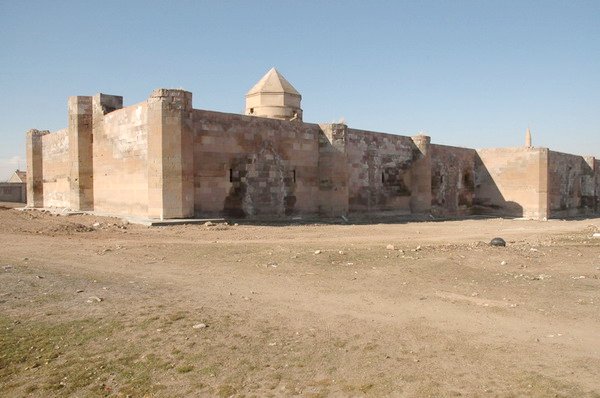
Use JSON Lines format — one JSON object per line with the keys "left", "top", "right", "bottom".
{"left": 1, "top": 205, "right": 600, "bottom": 397}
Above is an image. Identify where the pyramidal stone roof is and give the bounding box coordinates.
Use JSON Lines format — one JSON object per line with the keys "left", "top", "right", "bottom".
{"left": 246, "top": 68, "right": 300, "bottom": 96}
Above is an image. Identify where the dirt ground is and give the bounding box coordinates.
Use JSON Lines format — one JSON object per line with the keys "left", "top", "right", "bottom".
{"left": 1, "top": 204, "right": 599, "bottom": 397}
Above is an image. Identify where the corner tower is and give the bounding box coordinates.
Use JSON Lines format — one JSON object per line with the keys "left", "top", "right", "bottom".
{"left": 245, "top": 68, "right": 302, "bottom": 121}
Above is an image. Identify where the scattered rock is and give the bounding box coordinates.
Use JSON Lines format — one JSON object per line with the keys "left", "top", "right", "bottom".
{"left": 204, "top": 221, "right": 215, "bottom": 227}
{"left": 192, "top": 323, "right": 207, "bottom": 329}
{"left": 532, "top": 274, "right": 551, "bottom": 280}
{"left": 314, "top": 250, "right": 321, "bottom": 255}
{"left": 490, "top": 237, "right": 506, "bottom": 247}
{"left": 86, "top": 296, "right": 103, "bottom": 303}
{"left": 76, "top": 289, "right": 84, "bottom": 293}
{"left": 92, "top": 222, "right": 101, "bottom": 228}
{"left": 500, "top": 260, "right": 507, "bottom": 266}
{"left": 386, "top": 244, "right": 395, "bottom": 251}
{"left": 338, "top": 250, "right": 345, "bottom": 255}
{"left": 3, "top": 265, "right": 14, "bottom": 271}
{"left": 593, "top": 232, "right": 600, "bottom": 238}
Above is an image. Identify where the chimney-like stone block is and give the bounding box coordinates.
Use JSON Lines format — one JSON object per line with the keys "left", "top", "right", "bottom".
{"left": 410, "top": 134, "right": 432, "bottom": 214}
{"left": 538, "top": 148, "right": 549, "bottom": 221}
{"left": 26, "top": 129, "right": 49, "bottom": 208}
{"left": 147, "top": 89, "right": 194, "bottom": 219}
{"left": 68, "top": 96, "right": 93, "bottom": 210}
{"left": 318, "top": 123, "right": 349, "bottom": 216}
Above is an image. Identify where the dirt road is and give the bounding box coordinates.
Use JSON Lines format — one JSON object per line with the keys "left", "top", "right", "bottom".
{"left": 1, "top": 206, "right": 599, "bottom": 397}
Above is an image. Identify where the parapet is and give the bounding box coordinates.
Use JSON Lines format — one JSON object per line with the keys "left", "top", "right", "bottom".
{"left": 93, "top": 93, "right": 123, "bottom": 115}
{"left": 26, "top": 128, "right": 50, "bottom": 138}
{"left": 149, "top": 88, "right": 192, "bottom": 110}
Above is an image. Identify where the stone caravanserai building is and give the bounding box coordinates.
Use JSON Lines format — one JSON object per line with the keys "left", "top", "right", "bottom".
{"left": 26, "top": 68, "right": 600, "bottom": 221}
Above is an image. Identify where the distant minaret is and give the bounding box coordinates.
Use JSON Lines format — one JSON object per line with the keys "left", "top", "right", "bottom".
{"left": 525, "top": 128, "right": 532, "bottom": 148}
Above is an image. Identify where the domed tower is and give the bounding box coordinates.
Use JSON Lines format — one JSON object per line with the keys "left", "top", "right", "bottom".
{"left": 245, "top": 68, "right": 302, "bottom": 121}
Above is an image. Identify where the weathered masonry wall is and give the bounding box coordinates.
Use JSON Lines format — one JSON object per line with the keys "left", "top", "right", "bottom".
{"left": 68, "top": 96, "right": 94, "bottom": 211}
{"left": 430, "top": 144, "right": 477, "bottom": 217}
{"left": 596, "top": 160, "right": 600, "bottom": 212}
{"left": 475, "top": 148, "right": 548, "bottom": 219}
{"left": 25, "top": 87, "right": 600, "bottom": 221}
{"left": 318, "top": 124, "right": 349, "bottom": 217}
{"left": 192, "top": 110, "right": 321, "bottom": 218}
{"left": 0, "top": 183, "right": 26, "bottom": 203}
{"left": 40, "top": 129, "right": 70, "bottom": 208}
{"left": 93, "top": 99, "right": 149, "bottom": 217}
{"left": 547, "top": 151, "right": 597, "bottom": 218}
{"left": 147, "top": 89, "right": 194, "bottom": 220}
{"left": 345, "top": 129, "right": 420, "bottom": 214}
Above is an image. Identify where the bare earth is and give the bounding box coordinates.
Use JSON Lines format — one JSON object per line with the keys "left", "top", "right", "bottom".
{"left": 1, "top": 204, "right": 599, "bottom": 397}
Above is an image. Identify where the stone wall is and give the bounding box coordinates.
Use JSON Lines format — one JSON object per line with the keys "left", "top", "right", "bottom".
{"left": 93, "top": 101, "right": 149, "bottom": 217}
{"left": 430, "top": 144, "right": 477, "bottom": 217}
{"left": 24, "top": 87, "right": 600, "bottom": 221}
{"left": 40, "top": 129, "right": 70, "bottom": 208}
{"left": 192, "top": 110, "right": 321, "bottom": 218}
{"left": 475, "top": 148, "right": 548, "bottom": 219}
{"left": 596, "top": 160, "right": 600, "bottom": 213}
{"left": 0, "top": 183, "right": 26, "bottom": 203}
{"left": 318, "top": 124, "right": 349, "bottom": 216}
{"left": 345, "top": 129, "right": 416, "bottom": 214}
{"left": 547, "top": 151, "right": 597, "bottom": 218}
{"left": 68, "top": 96, "right": 94, "bottom": 211}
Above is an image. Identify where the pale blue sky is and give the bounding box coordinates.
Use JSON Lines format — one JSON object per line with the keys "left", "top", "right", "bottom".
{"left": 1, "top": 0, "right": 599, "bottom": 179}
